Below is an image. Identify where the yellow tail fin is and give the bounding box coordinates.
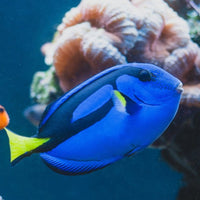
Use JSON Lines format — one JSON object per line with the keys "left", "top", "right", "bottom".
{"left": 4, "top": 128, "right": 50, "bottom": 165}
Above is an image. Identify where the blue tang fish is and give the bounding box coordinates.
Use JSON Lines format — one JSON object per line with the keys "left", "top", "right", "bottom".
{"left": 3, "top": 63, "right": 183, "bottom": 175}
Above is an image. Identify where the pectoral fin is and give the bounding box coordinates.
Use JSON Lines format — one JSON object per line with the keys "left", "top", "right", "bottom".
{"left": 113, "top": 90, "right": 141, "bottom": 114}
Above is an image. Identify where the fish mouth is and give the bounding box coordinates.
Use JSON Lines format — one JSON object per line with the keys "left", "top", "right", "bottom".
{"left": 133, "top": 82, "right": 183, "bottom": 106}
{"left": 176, "top": 82, "right": 183, "bottom": 93}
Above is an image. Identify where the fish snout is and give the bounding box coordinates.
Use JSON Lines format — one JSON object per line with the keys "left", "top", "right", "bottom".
{"left": 176, "top": 82, "right": 183, "bottom": 94}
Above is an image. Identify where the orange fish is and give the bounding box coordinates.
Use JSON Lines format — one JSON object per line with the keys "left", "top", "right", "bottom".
{"left": 0, "top": 105, "right": 9, "bottom": 130}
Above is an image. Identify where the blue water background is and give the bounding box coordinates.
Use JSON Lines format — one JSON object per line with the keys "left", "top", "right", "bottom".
{"left": 0, "top": 0, "right": 183, "bottom": 199}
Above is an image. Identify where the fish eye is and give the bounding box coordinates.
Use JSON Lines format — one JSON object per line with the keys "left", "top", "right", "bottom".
{"left": 138, "top": 70, "right": 152, "bottom": 82}
{"left": 0, "top": 107, "right": 4, "bottom": 113}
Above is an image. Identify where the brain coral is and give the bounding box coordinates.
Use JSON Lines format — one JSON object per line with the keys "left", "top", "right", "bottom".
{"left": 34, "top": 0, "right": 200, "bottom": 107}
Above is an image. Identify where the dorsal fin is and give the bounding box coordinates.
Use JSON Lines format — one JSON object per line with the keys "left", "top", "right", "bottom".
{"left": 39, "top": 65, "right": 124, "bottom": 128}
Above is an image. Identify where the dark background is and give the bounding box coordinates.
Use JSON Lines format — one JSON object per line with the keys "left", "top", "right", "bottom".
{"left": 0, "top": 0, "right": 182, "bottom": 199}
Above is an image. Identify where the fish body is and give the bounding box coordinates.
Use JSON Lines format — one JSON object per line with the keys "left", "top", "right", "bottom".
{"left": 4, "top": 63, "right": 183, "bottom": 175}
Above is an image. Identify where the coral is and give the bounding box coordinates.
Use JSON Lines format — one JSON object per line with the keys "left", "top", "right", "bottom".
{"left": 50, "top": 22, "right": 127, "bottom": 92}
{"left": 129, "top": 0, "right": 199, "bottom": 82}
{"left": 33, "top": 0, "right": 200, "bottom": 107}
{"left": 24, "top": 104, "right": 47, "bottom": 126}
{"left": 31, "top": 66, "right": 62, "bottom": 104}
{"left": 42, "top": 0, "right": 140, "bottom": 92}
{"left": 187, "top": 10, "right": 200, "bottom": 45}
{"left": 164, "top": 0, "right": 188, "bottom": 13}
{"left": 156, "top": 105, "right": 200, "bottom": 200}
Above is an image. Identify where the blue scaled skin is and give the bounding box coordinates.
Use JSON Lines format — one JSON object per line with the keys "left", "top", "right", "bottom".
{"left": 36, "top": 63, "right": 182, "bottom": 175}
{"left": 6, "top": 63, "right": 182, "bottom": 175}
